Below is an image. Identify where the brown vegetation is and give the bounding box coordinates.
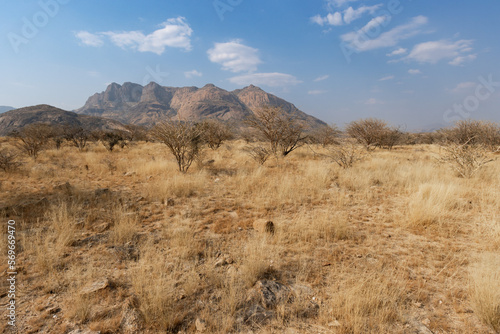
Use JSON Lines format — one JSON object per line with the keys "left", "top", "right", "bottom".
{"left": 1, "top": 118, "right": 499, "bottom": 334}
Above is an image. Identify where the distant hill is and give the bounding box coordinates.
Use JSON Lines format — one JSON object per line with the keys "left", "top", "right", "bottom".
{"left": 0, "top": 104, "right": 128, "bottom": 136}
{"left": 76, "top": 82, "right": 326, "bottom": 128}
{"left": 0, "top": 106, "right": 15, "bottom": 114}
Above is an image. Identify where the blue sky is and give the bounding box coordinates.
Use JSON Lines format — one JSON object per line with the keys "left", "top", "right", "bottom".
{"left": 1, "top": 0, "right": 499, "bottom": 129}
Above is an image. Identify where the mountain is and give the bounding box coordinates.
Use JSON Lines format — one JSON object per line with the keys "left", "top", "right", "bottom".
{"left": 0, "top": 106, "right": 15, "bottom": 114}
{"left": 0, "top": 104, "right": 128, "bottom": 136}
{"left": 76, "top": 82, "right": 326, "bottom": 128}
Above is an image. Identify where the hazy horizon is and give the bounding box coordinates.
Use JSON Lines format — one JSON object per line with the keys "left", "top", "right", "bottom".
{"left": 2, "top": 0, "right": 499, "bottom": 130}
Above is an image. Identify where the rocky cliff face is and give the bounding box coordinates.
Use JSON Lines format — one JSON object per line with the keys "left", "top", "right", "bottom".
{"left": 0, "top": 104, "right": 127, "bottom": 136}
{"left": 76, "top": 82, "right": 326, "bottom": 128}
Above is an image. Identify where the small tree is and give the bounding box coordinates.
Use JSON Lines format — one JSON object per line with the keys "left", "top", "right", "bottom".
{"left": 244, "top": 145, "right": 271, "bottom": 165}
{"left": 150, "top": 120, "right": 204, "bottom": 173}
{"left": 441, "top": 120, "right": 500, "bottom": 150}
{"left": 378, "top": 128, "right": 404, "bottom": 150}
{"left": 11, "top": 123, "right": 53, "bottom": 160}
{"left": 64, "top": 126, "right": 90, "bottom": 151}
{"left": 346, "top": 118, "right": 389, "bottom": 149}
{"left": 200, "top": 120, "right": 233, "bottom": 150}
{"left": 0, "top": 149, "right": 21, "bottom": 172}
{"left": 246, "top": 106, "right": 305, "bottom": 157}
{"left": 326, "top": 139, "right": 365, "bottom": 169}
{"left": 438, "top": 141, "right": 497, "bottom": 178}
{"left": 94, "top": 130, "right": 127, "bottom": 152}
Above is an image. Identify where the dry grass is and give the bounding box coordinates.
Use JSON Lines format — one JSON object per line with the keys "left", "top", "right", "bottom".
{"left": 1, "top": 141, "right": 499, "bottom": 333}
{"left": 469, "top": 253, "right": 500, "bottom": 332}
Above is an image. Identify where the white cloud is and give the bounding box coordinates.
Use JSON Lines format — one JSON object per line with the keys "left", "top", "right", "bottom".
{"left": 449, "top": 81, "right": 476, "bottom": 94}
{"left": 386, "top": 48, "right": 407, "bottom": 56}
{"left": 314, "top": 75, "right": 330, "bottom": 82}
{"left": 449, "top": 54, "right": 477, "bottom": 66}
{"left": 207, "top": 40, "right": 262, "bottom": 73}
{"left": 405, "top": 39, "right": 475, "bottom": 65}
{"left": 379, "top": 75, "right": 395, "bottom": 81}
{"left": 184, "top": 70, "right": 203, "bottom": 78}
{"left": 229, "top": 73, "right": 301, "bottom": 87}
{"left": 311, "top": 12, "right": 343, "bottom": 26}
{"left": 341, "top": 15, "right": 428, "bottom": 52}
{"left": 408, "top": 69, "right": 421, "bottom": 75}
{"left": 308, "top": 90, "right": 327, "bottom": 95}
{"left": 343, "top": 5, "right": 382, "bottom": 24}
{"left": 311, "top": 4, "right": 381, "bottom": 26}
{"left": 365, "top": 98, "right": 384, "bottom": 105}
{"left": 75, "top": 31, "right": 104, "bottom": 47}
{"left": 75, "top": 17, "right": 193, "bottom": 54}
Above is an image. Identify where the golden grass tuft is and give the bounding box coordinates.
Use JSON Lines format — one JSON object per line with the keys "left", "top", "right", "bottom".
{"left": 469, "top": 253, "right": 500, "bottom": 332}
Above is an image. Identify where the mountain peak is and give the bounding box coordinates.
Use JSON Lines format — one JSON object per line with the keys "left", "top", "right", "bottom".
{"left": 76, "top": 82, "right": 326, "bottom": 128}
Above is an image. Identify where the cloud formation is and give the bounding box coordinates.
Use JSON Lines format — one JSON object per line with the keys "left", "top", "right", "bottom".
{"left": 75, "top": 17, "right": 193, "bottom": 55}
{"left": 207, "top": 40, "right": 262, "bottom": 73}
{"left": 311, "top": 4, "right": 381, "bottom": 26}
{"left": 405, "top": 39, "right": 476, "bottom": 66}
{"left": 408, "top": 69, "right": 422, "bottom": 75}
{"left": 184, "top": 70, "right": 203, "bottom": 78}
{"left": 341, "top": 15, "right": 428, "bottom": 52}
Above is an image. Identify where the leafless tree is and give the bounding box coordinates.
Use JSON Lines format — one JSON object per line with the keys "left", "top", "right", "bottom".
{"left": 346, "top": 118, "right": 389, "bottom": 149}
{"left": 440, "top": 120, "right": 500, "bottom": 150}
{"left": 63, "top": 126, "right": 91, "bottom": 151}
{"left": 150, "top": 120, "right": 204, "bottom": 173}
{"left": 0, "top": 149, "right": 21, "bottom": 172}
{"left": 246, "top": 106, "right": 305, "bottom": 157}
{"left": 244, "top": 145, "right": 271, "bottom": 165}
{"left": 326, "top": 139, "right": 366, "bottom": 169}
{"left": 438, "top": 140, "right": 497, "bottom": 178}
{"left": 200, "top": 119, "right": 233, "bottom": 150}
{"left": 11, "top": 123, "right": 53, "bottom": 160}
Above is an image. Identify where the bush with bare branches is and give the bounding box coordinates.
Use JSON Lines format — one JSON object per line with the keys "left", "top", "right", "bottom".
{"left": 438, "top": 141, "right": 497, "bottom": 178}
{"left": 11, "top": 123, "right": 54, "bottom": 160}
{"left": 63, "top": 126, "right": 91, "bottom": 151}
{"left": 246, "top": 106, "right": 305, "bottom": 157}
{"left": 326, "top": 140, "right": 366, "bottom": 169}
{"left": 150, "top": 120, "right": 204, "bottom": 173}
{"left": 244, "top": 145, "right": 271, "bottom": 165}
{"left": 200, "top": 120, "right": 233, "bottom": 150}
{"left": 346, "top": 118, "right": 389, "bottom": 149}
{"left": 0, "top": 149, "right": 21, "bottom": 172}
{"left": 440, "top": 120, "right": 500, "bottom": 150}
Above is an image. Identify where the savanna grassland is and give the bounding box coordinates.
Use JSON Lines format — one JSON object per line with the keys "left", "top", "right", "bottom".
{"left": 0, "top": 138, "right": 499, "bottom": 334}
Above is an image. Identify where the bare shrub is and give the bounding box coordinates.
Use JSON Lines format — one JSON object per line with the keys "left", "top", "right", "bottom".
{"left": 326, "top": 140, "right": 365, "bottom": 169}
{"left": 94, "top": 130, "right": 128, "bottom": 152}
{"left": 244, "top": 145, "right": 271, "bottom": 165}
{"left": 441, "top": 120, "right": 500, "bottom": 149}
{"left": 63, "top": 126, "right": 91, "bottom": 151}
{"left": 11, "top": 123, "right": 54, "bottom": 160}
{"left": 346, "top": 118, "right": 389, "bottom": 149}
{"left": 0, "top": 149, "right": 21, "bottom": 172}
{"left": 378, "top": 128, "right": 404, "bottom": 150}
{"left": 438, "top": 141, "right": 496, "bottom": 178}
{"left": 200, "top": 119, "right": 233, "bottom": 150}
{"left": 246, "top": 106, "right": 305, "bottom": 157}
{"left": 150, "top": 120, "right": 204, "bottom": 173}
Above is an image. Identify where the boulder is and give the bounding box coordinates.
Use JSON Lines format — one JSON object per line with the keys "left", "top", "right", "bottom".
{"left": 253, "top": 219, "right": 275, "bottom": 234}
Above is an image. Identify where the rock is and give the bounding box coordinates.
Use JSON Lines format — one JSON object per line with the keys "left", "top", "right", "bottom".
{"left": 46, "top": 306, "right": 61, "bottom": 314}
{"left": 247, "top": 280, "right": 292, "bottom": 308}
{"left": 242, "top": 303, "right": 274, "bottom": 325}
{"left": 121, "top": 296, "right": 144, "bottom": 334}
{"left": 195, "top": 318, "right": 207, "bottom": 332}
{"left": 124, "top": 171, "right": 136, "bottom": 177}
{"left": 252, "top": 219, "right": 275, "bottom": 234}
{"left": 328, "top": 320, "right": 341, "bottom": 327}
{"left": 80, "top": 278, "right": 110, "bottom": 296}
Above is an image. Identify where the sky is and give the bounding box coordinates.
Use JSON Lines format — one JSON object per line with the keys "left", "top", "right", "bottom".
{"left": 1, "top": 0, "right": 499, "bottom": 130}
